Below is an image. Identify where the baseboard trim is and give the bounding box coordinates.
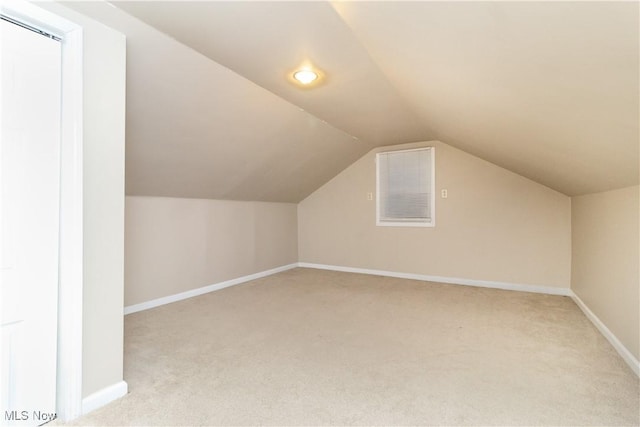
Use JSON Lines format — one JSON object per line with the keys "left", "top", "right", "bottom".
{"left": 569, "top": 291, "right": 640, "bottom": 377}
{"left": 124, "top": 263, "right": 298, "bottom": 315}
{"left": 82, "top": 381, "right": 128, "bottom": 415}
{"left": 298, "top": 262, "right": 572, "bottom": 296}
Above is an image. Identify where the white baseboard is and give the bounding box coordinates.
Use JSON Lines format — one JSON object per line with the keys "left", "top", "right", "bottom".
{"left": 298, "top": 262, "right": 572, "bottom": 296}
{"left": 124, "top": 263, "right": 298, "bottom": 315}
{"left": 570, "top": 291, "right": 640, "bottom": 377}
{"left": 82, "top": 380, "right": 128, "bottom": 415}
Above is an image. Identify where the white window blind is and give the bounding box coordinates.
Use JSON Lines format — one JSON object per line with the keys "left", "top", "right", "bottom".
{"left": 376, "top": 147, "right": 434, "bottom": 226}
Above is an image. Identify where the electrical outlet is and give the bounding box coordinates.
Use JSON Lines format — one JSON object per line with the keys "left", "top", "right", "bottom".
{"left": 441, "top": 189, "right": 448, "bottom": 199}
{"left": 367, "top": 192, "right": 373, "bottom": 201}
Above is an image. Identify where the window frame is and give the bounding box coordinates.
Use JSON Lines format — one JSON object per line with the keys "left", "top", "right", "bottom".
{"left": 375, "top": 147, "right": 435, "bottom": 228}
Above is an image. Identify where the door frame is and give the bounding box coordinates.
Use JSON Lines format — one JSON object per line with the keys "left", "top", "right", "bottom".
{"left": 1, "top": 0, "right": 83, "bottom": 421}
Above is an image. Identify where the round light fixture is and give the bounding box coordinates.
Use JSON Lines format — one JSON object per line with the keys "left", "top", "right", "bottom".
{"left": 293, "top": 69, "right": 318, "bottom": 85}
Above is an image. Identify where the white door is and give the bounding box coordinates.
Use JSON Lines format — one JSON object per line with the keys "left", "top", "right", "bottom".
{"left": 1, "top": 17, "right": 62, "bottom": 426}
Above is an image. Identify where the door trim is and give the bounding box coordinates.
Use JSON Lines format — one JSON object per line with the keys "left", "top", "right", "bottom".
{"left": 1, "top": 0, "right": 84, "bottom": 421}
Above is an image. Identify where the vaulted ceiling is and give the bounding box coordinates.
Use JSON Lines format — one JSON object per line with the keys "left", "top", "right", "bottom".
{"left": 64, "top": 1, "right": 638, "bottom": 202}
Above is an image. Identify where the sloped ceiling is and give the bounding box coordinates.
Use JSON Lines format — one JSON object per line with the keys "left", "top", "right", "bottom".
{"left": 65, "top": 1, "right": 638, "bottom": 201}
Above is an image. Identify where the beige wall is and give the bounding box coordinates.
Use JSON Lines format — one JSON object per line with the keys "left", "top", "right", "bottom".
{"left": 39, "top": 3, "right": 127, "bottom": 399}
{"left": 125, "top": 196, "right": 298, "bottom": 306}
{"left": 299, "top": 141, "right": 572, "bottom": 288}
{"left": 571, "top": 186, "right": 640, "bottom": 360}
{"left": 81, "top": 21, "right": 126, "bottom": 399}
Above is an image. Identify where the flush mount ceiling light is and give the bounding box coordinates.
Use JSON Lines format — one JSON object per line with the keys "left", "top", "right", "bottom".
{"left": 293, "top": 68, "right": 318, "bottom": 85}
{"left": 289, "top": 64, "right": 324, "bottom": 88}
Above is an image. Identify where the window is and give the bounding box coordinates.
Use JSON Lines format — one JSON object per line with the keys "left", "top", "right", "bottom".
{"left": 376, "top": 147, "right": 435, "bottom": 227}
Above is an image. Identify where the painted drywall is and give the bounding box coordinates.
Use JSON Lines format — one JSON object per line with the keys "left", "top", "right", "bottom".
{"left": 571, "top": 186, "right": 640, "bottom": 360}
{"left": 71, "top": 1, "right": 639, "bottom": 197}
{"left": 81, "top": 23, "right": 126, "bottom": 401}
{"left": 299, "top": 141, "right": 571, "bottom": 288}
{"left": 57, "top": 1, "right": 371, "bottom": 203}
{"left": 125, "top": 196, "right": 298, "bottom": 306}
{"left": 36, "top": 2, "right": 127, "bottom": 399}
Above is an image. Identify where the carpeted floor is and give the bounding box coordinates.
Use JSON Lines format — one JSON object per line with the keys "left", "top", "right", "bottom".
{"left": 65, "top": 268, "right": 639, "bottom": 426}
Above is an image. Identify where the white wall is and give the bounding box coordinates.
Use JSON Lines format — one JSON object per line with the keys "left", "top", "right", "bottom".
{"left": 38, "top": 2, "right": 127, "bottom": 399}
{"left": 299, "top": 141, "right": 572, "bottom": 289}
{"left": 571, "top": 186, "right": 640, "bottom": 361}
{"left": 125, "top": 196, "right": 298, "bottom": 306}
{"left": 81, "top": 22, "right": 126, "bottom": 400}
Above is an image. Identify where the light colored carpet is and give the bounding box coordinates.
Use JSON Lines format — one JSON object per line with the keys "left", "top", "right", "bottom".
{"left": 65, "top": 268, "right": 639, "bottom": 426}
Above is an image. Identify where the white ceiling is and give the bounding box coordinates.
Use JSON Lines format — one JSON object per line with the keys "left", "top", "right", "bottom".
{"left": 64, "top": 1, "right": 638, "bottom": 201}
